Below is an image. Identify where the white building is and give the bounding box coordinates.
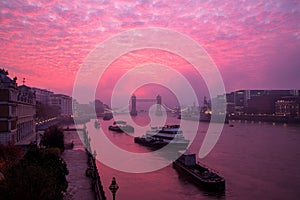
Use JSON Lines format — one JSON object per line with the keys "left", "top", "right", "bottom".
{"left": 0, "top": 71, "right": 18, "bottom": 144}
{"left": 16, "top": 85, "right": 36, "bottom": 143}
{"left": 0, "top": 70, "right": 36, "bottom": 144}
{"left": 31, "top": 87, "right": 53, "bottom": 104}
{"left": 49, "top": 94, "right": 72, "bottom": 116}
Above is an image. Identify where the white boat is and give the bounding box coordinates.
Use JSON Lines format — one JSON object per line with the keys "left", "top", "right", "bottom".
{"left": 134, "top": 125, "right": 189, "bottom": 150}
{"left": 109, "top": 121, "right": 134, "bottom": 133}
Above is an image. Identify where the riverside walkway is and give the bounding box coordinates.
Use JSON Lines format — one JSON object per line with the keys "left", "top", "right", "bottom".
{"left": 62, "top": 130, "right": 96, "bottom": 200}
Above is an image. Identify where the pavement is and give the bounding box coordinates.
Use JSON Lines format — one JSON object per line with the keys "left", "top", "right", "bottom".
{"left": 62, "top": 130, "right": 95, "bottom": 200}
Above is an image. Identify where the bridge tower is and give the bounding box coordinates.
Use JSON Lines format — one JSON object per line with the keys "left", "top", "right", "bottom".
{"left": 130, "top": 94, "right": 137, "bottom": 116}
{"left": 156, "top": 94, "right": 163, "bottom": 116}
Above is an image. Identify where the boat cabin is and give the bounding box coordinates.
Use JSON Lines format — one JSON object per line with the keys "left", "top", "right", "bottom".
{"left": 113, "top": 121, "right": 127, "bottom": 125}
{"left": 178, "top": 151, "right": 196, "bottom": 166}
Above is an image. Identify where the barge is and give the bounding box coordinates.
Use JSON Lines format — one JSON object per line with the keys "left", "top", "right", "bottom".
{"left": 173, "top": 151, "right": 225, "bottom": 191}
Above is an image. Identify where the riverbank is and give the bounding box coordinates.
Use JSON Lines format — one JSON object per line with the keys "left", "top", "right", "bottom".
{"left": 229, "top": 114, "right": 300, "bottom": 124}
{"left": 90, "top": 114, "right": 300, "bottom": 200}
{"left": 62, "top": 129, "right": 106, "bottom": 200}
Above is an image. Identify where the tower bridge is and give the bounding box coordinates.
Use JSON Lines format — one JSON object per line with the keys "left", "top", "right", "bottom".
{"left": 130, "top": 94, "right": 162, "bottom": 116}
{"left": 105, "top": 94, "right": 187, "bottom": 116}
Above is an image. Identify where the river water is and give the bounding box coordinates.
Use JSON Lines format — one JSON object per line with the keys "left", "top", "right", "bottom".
{"left": 84, "top": 114, "right": 300, "bottom": 200}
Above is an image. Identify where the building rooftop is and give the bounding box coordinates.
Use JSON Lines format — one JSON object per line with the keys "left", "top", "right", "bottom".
{"left": 0, "top": 71, "right": 17, "bottom": 89}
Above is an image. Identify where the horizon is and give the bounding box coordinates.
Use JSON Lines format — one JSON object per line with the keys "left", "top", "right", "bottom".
{"left": 2, "top": 70, "right": 300, "bottom": 107}
{"left": 1, "top": 0, "right": 300, "bottom": 105}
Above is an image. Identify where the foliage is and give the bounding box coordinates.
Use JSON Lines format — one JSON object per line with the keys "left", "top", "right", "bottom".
{"left": 36, "top": 101, "right": 61, "bottom": 120}
{"left": 0, "top": 148, "right": 68, "bottom": 200}
{"left": 41, "top": 125, "right": 65, "bottom": 152}
{"left": 0, "top": 144, "right": 23, "bottom": 173}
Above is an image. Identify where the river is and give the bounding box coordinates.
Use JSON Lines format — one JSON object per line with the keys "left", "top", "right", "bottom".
{"left": 83, "top": 114, "right": 300, "bottom": 200}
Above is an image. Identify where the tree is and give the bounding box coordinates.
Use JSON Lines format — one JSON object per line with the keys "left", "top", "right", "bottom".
{"left": 0, "top": 148, "right": 68, "bottom": 200}
{"left": 41, "top": 126, "right": 65, "bottom": 152}
{"left": 0, "top": 144, "right": 23, "bottom": 173}
{"left": 36, "top": 101, "right": 61, "bottom": 120}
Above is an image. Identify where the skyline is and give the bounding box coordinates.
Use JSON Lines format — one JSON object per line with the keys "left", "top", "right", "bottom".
{"left": 1, "top": 0, "right": 300, "bottom": 104}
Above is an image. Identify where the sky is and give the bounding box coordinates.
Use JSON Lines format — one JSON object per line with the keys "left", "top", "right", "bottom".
{"left": 1, "top": 0, "right": 300, "bottom": 105}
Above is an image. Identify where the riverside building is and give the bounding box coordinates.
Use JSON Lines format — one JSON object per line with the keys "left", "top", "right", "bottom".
{"left": 0, "top": 70, "right": 36, "bottom": 144}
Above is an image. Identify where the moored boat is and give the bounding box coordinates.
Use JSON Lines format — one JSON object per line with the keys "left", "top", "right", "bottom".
{"left": 134, "top": 125, "right": 189, "bottom": 150}
{"left": 108, "top": 121, "right": 134, "bottom": 133}
{"left": 173, "top": 151, "right": 225, "bottom": 191}
{"left": 180, "top": 97, "right": 229, "bottom": 124}
{"left": 94, "top": 120, "right": 100, "bottom": 129}
{"left": 103, "top": 113, "right": 113, "bottom": 121}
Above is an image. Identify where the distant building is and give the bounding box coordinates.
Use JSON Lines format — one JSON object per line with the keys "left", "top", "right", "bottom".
{"left": 246, "top": 95, "right": 281, "bottom": 114}
{"left": 94, "top": 99, "right": 105, "bottom": 117}
{"left": 265, "top": 90, "right": 298, "bottom": 96}
{"left": 16, "top": 85, "right": 36, "bottom": 143}
{"left": 275, "top": 96, "right": 300, "bottom": 118}
{"left": 31, "top": 87, "right": 53, "bottom": 104}
{"left": 72, "top": 99, "right": 79, "bottom": 117}
{"left": 225, "top": 92, "right": 235, "bottom": 114}
{"left": 0, "top": 70, "right": 18, "bottom": 144}
{"left": 244, "top": 90, "right": 265, "bottom": 107}
{"left": 49, "top": 94, "right": 72, "bottom": 116}
{"left": 0, "top": 70, "right": 36, "bottom": 144}
{"left": 217, "top": 90, "right": 300, "bottom": 116}
{"left": 245, "top": 90, "right": 299, "bottom": 114}
{"left": 233, "top": 90, "right": 246, "bottom": 114}
{"left": 211, "top": 95, "right": 227, "bottom": 115}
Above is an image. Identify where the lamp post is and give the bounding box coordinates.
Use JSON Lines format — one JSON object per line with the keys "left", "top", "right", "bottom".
{"left": 109, "top": 177, "right": 119, "bottom": 200}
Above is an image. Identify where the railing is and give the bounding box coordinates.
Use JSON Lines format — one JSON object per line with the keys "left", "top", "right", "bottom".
{"left": 87, "top": 152, "right": 107, "bottom": 200}
{"left": 82, "top": 124, "right": 106, "bottom": 200}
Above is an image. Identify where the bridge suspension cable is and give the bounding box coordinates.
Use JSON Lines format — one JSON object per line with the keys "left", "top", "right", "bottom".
{"left": 104, "top": 104, "right": 130, "bottom": 112}
{"left": 161, "top": 103, "right": 189, "bottom": 112}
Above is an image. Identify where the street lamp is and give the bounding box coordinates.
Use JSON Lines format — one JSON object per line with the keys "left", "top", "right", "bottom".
{"left": 109, "top": 177, "right": 119, "bottom": 200}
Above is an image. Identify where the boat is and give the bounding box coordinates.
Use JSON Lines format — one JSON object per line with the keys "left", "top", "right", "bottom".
{"left": 199, "top": 97, "right": 212, "bottom": 122}
{"left": 134, "top": 125, "right": 189, "bottom": 150}
{"left": 173, "top": 151, "right": 225, "bottom": 191}
{"left": 201, "top": 112, "right": 229, "bottom": 124}
{"left": 180, "top": 111, "right": 228, "bottom": 124}
{"left": 180, "top": 113, "right": 201, "bottom": 121}
{"left": 180, "top": 97, "right": 229, "bottom": 124}
{"left": 199, "top": 111, "right": 211, "bottom": 122}
{"left": 178, "top": 98, "right": 211, "bottom": 122}
{"left": 103, "top": 113, "right": 113, "bottom": 121}
{"left": 108, "top": 121, "right": 134, "bottom": 133}
{"left": 94, "top": 120, "right": 100, "bottom": 129}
